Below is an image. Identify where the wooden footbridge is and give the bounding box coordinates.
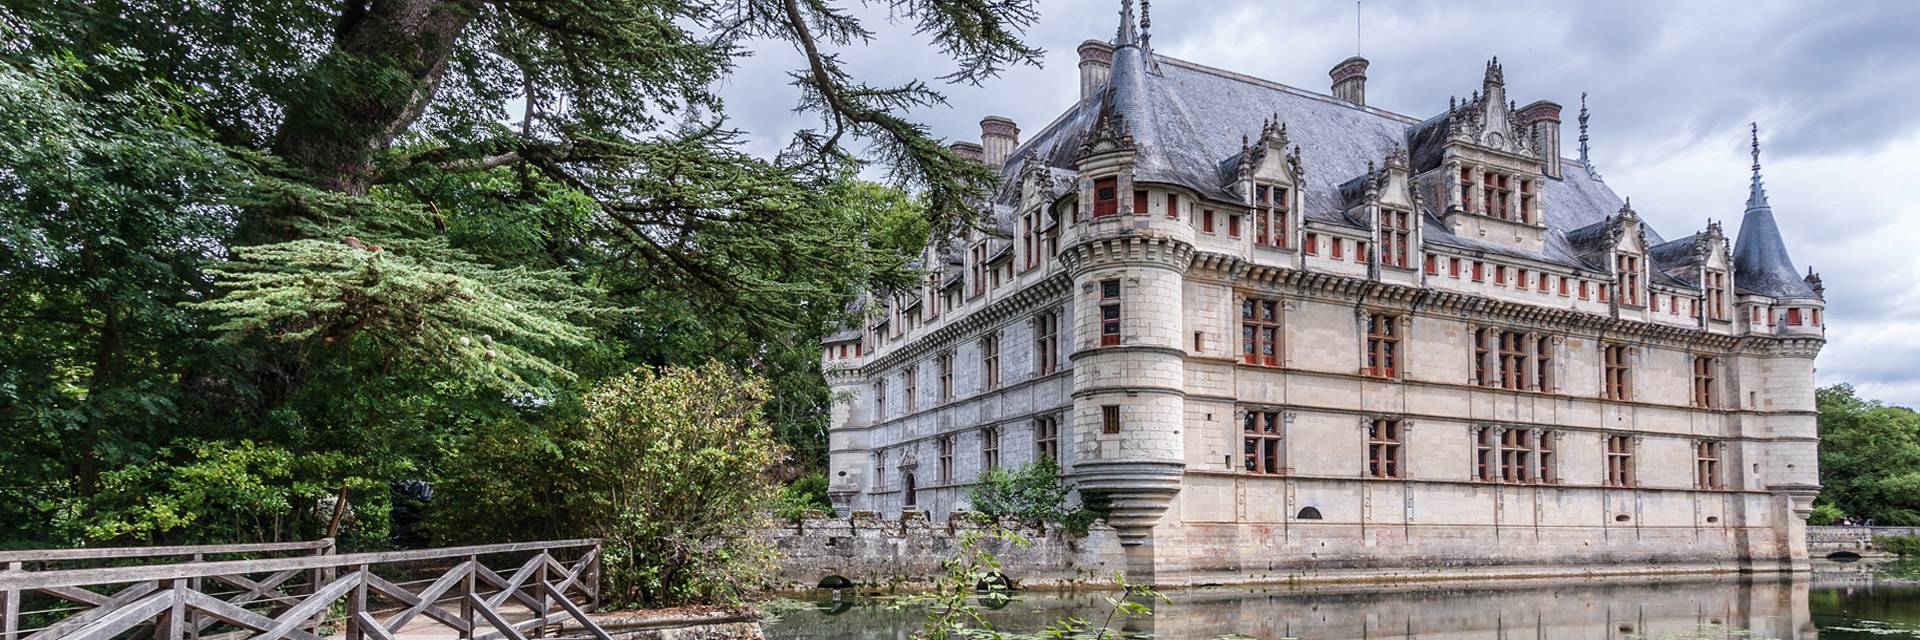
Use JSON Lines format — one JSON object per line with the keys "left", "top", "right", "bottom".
{"left": 0, "top": 539, "right": 608, "bottom": 640}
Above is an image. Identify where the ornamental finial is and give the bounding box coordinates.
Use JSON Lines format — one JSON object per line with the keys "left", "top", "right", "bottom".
{"left": 1578, "top": 92, "right": 1591, "bottom": 164}
{"left": 1750, "top": 122, "right": 1762, "bottom": 177}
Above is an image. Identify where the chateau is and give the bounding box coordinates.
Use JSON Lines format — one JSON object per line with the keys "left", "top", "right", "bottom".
{"left": 818, "top": 2, "right": 1826, "bottom": 584}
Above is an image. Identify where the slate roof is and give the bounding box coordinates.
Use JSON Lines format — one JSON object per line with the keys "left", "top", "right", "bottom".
{"left": 1731, "top": 154, "right": 1817, "bottom": 299}
{"left": 982, "top": 4, "right": 1848, "bottom": 303}
{"left": 993, "top": 45, "right": 1670, "bottom": 277}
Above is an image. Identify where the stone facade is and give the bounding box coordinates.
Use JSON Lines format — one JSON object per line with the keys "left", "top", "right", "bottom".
{"left": 819, "top": 1, "right": 1825, "bottom": 586}
{"left": 763, "top": 513, "right": 1125, "bottom": 590}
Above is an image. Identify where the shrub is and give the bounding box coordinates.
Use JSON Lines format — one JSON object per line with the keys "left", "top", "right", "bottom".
{"left": 774, "top": 472, "right": 833, "bottom": 521}
{"left": 575, "top": 364, "right": 784, "bottom": 607}
{"left": 1879, "top": 534, "right": 1920, "bottom": 557}
{"left": 967, "top": 459, "right": 1103, "bottom": 534}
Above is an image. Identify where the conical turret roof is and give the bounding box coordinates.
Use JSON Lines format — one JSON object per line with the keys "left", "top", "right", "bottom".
{"left": 1732, "top": 124, "right": 1817, "bottom": 299}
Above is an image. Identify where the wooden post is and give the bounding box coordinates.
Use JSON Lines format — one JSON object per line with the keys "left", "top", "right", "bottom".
{"left": 346, "top": 564, "right": 367, "bottom": 640}
{"left": 160, "top": 576, "right": 186, "bottom": 638}
{"left": 459, "top": 555, "right": 477, "bottom": 640}
{"left": 185, "top": 554, "right": 201, "bottom": 640}
{"left": 4, "top": 561, "right": 22, "bottom": 640}
{"left": 587, "top": 543, "right": 601, "bottom": 613}
{"left": 533, "top": 553, "right": 549, "bottom": 638}
{"left": 308, "top": 542, "right": 329, "bottom": 636}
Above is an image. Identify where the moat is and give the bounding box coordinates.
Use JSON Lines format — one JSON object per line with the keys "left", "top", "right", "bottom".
{"left": 765, "top": 562, "right": 1920, "bottom": 639}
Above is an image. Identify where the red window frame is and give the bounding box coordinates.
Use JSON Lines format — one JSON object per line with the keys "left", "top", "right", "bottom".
{"left": 1243, "top": 411, "right": 1283, "bottom": 475}
{"left": 1093, "top": 177, "right": 1118, "bottom": 217}
{"left": 1366, "top": 313, "right": 1399, "bottom": 378}
{"left": 1241, "top": 298, "right": 1281, "bottom": 366}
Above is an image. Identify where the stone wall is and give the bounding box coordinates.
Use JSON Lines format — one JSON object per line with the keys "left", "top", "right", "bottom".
{"left": 765, "top": 512, "right": 1125, "bottom": 590}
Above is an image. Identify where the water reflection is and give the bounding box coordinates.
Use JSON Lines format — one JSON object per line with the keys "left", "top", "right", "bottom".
{"left": 766, "top": 566, "right": 1920, "bottom": 639}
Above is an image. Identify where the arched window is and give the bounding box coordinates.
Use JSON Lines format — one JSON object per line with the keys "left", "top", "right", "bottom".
{"left": 903, "top": 472, "right": 917, "bottom": 508}
{"left": 1296, "top": 507, "right": 1323, "bottom": 520}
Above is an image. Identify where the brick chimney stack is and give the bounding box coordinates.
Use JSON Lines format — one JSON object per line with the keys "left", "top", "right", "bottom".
{"left": 979, "top": 116, "right": 1020, "bottom": 168}
{"left": 1517, "top": 100, "right": 1564, "bottom": 178}
{"left": 1078, "top": 40, "right": 1115, "bottom": 101}
{"left": 1330, "top": 56, "right": 1369, "bottom": 106}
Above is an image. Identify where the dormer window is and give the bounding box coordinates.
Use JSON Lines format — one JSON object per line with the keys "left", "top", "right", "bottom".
{"left": 1492, "top": 174, "right": 1511, "bottom": 220}
{"left": 1518, "top": 179, "right": 1534, "bottom": 224}
{"left": 1705, "top": 270, "right": 1728, "bottom": 321}
{"left": 1380, "top": 209, "right": 1412, "bottom": 268}
{"left": 1255, "top": 184, "right": 1291, "bottom": 249}
{"left": 1615, "top": 254, "right": 1642, "bottom": 306}
{"left": 1459, "top": 167, "right": 1474, "bottom": 212}
{"left": 1093, "top": 177, "right": 1118, "bottom": 217}
{"left": 970, "top": 243, "right": 989, "bottom": 296}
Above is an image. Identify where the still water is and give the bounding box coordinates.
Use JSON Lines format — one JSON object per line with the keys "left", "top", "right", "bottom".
{"left": 765, "top": 562, "right": 1920, "bottom": 639}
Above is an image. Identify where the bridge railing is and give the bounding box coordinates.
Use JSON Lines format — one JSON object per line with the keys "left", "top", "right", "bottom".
{"left": 0, "top": 539, "right": 604, "bottom": 640}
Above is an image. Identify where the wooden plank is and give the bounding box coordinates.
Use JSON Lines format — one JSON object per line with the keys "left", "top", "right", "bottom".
{"left": 359, "top": 568, "right": 466, "bottom": 630}
{"left": 375, "top": 562, "right": 472, "bottom": 634}
{"left": 24, "top": 582, "right": 160, "bottom": 640}
{"left": 247, "top": 571, "right": 361, "bottom": 640}
{"left": 0, "top": 541, "right": 599, "bottom": 592}
{"left": 0, "top": 541, "right": 333, "bottom": 564}
{"left": 469, "top": 565, "right": 541, "bottom": 613}
{"left": 60, "top": 591, "right": 174, "bottom": 640}
{"left": 466, "top": 596, "right": 527, "bottom": 640}
{"left": 179, "top": 592, "right": 319, "bottom": 640}
{"left": 481, "top": 556, "right": 543, "bottom": 609}
{"left": 353, "top": 614, "right": 393, "bottom": 640}
{"left": 35, "top": 586, "right": 107, "bottom": 607}
{"left": 209, "top": 570, "right": 302, "bottom": 610}
{"left": 539, "top": 583, "right": 610, "bottom": 640}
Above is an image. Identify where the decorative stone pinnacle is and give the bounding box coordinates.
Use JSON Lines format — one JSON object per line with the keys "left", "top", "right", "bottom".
{"left": 1750, "top": 122, "right": 1762, "bottom": 177}
{"left": 1116, "top": 0, "right": 1137, "bottom": 46}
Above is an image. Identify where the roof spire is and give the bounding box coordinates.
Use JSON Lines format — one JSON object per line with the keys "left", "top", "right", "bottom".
{"left": 1733, "top": 121, "right": 1814, "bottom": 299}
{"left": 1747, "top": 122, "right": 1769, "bottom": 210}
{"left": 1139, "top": 0, "right": 1151, "bottom": 48}
{"left": 1577, "top": 92, "right": 1591, "bottom": 165}
{"left": 1116, "top": 0, "right": 1138, "bottom": 46}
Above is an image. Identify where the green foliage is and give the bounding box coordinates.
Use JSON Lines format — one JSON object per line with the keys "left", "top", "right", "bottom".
{"left": 968, "top": 459, "right": 1102, "bottom": 535}
{"left": 1878, "top": 535, "right": 1920, "bottom": 558}
{"left": 1, "top": 0, "right": 1039, "bottom": 607}
{"left": 1809, "top": 503, "right": 1843, "bottom": 526}
{"left": 1815, "top": 384, "right": 1920, "bottom": 525}
{"left": 196, "top": 237, "right": 602, "bottom": 392}
{"left": 775, "top": 472, "right": 834, "bottom": 521}
{"left": 430, "top": 363, "right": 784, "bottom": 607}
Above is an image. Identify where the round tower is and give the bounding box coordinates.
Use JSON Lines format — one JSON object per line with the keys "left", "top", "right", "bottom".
{"left": 821, "top": 335, "right": 868, "bottom": 516}
{"left": 1062, "top": 123, "right": 1192, "bottom": 585}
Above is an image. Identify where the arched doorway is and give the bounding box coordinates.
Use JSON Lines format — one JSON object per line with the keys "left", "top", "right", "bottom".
{"left": 903, "top": 472, "right": 917, "bottom": 508}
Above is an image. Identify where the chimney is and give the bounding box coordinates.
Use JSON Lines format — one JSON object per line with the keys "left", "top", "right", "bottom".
{"left": 949, "top": 141, "right": 984, "bottom": 163}
{"left": 1329, "top": 56, "right": 1369, "bottom": 106}
{"left": 979, "top": 116, "right": 1020, "bottom": 168}
{"left": 1078, "top": 39, "right": 1114, "bottom": 101}
{"left": 1517, "top": 100, "right": 1564, "bottom": 178}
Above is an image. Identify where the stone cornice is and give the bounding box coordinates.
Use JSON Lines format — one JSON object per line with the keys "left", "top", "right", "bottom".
{"left": 861, "top": 273, "right": 1072, "bottom": 373}
{"left": 1185, "top": 250, "right": 1817, "bottom": 353}
{"left": 1059, "top": 232, "right": 1195, "bottom": 274}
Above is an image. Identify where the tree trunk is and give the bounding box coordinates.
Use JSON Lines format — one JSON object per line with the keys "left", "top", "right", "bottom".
{"left": 253, "top": 0, "right": 478, "bottom": 237}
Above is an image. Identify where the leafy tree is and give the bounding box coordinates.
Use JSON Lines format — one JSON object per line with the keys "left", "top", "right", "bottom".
{"left": 968, "top": 459, "right": 1102, "bottom": 534}
{"left": 430, "top": 363, "right": 786, "bottom": 606}
{"left": 2, "top": 0, "right": 1024, "bottom": 551}
{"left": 1815, "top": 384, "right": 1920, "bottom": 525}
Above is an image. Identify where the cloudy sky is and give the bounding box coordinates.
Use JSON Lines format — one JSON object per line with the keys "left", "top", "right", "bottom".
{"left": 717, "top": 0, "right": 1920, "bottom": 406}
